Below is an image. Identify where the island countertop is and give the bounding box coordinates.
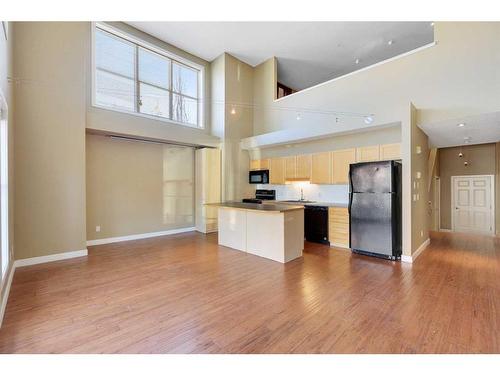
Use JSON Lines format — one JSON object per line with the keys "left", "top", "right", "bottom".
{"left": 208, "top": 202, "right": 304, "bottom": 212}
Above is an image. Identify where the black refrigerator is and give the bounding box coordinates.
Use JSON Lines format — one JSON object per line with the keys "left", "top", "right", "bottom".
{"left": 349, "top": 160, "right": 402, "bottom": 260}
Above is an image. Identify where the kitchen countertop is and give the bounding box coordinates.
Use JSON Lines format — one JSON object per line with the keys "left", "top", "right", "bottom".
{"left": 208, "top": 202, "right": 305, "bottom": 212}
{"left": 270, "top": 200, "right": 348, "bottom": 208}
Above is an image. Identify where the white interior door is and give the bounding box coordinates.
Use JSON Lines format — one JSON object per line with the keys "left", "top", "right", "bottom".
{"left": 452, "top": 175, "right": 494, "bottom": 235}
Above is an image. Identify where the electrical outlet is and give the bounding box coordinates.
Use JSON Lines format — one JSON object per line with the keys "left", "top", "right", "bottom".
{"left": 96, "top": 226, "right": 101, "bottom": 232}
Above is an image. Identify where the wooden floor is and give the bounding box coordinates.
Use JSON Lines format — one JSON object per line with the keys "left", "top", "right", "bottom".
{"left": 0, "top": 231, "right": 499, "bottom": 353}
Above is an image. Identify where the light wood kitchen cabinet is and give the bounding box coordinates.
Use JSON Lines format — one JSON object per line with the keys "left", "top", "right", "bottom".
{"left": 356, "top": 145, "right": 380, "bottom": 162}
{"left": 329, "top": 207, "right": 349, "bottom": 248}
{"left": 311, "top": 152, "right": 332, "bottom": 184}
{"left": 250, "top": 159, "right": 270, "bottom": 170}
{"left": 379, "top": 143, "right": 401, "bottom": 160}
{"left": 296, "top": 154, "right": 312, "bottom": 180}
{"left": 269, "top": 157, "right": 286, "bottom": 185}
{"left": 284, "top": 156, "right": 296, "bottom": 180}
{"left": 331, "top": 148, "right": 356, "bottom": 184}
{"left": 285, "top": 154, "right": 312, "bottom": 180}
{"left": 195, "top": 148, "right": 221, "bottom": 233}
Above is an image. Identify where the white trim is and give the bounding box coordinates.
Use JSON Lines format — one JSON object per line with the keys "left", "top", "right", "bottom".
{"left": 412, "top": 238, "right": 431, "bottom": 261}
{"left": 330, "top": 242, "right": 349, "bottom": 249}
{"left": 0, "top": 262, "right": 15, "bottom": 328}
{"left": 86, "top": 227, "right": 196, "bottom": 246}
{"left": 401, "top": 255, "right": 413, "bottom": 263}
{"left": 439, "top": 229, "right": 452, "bottom": 232}
{"left": 451, "top": 175, "right": 495, "bottom": 235}
{"left": 401, "top": 238, "right": 431, "bottom": 263}
{"left": 14, "top": 249, "right": 88, "bottom": 268}
{"left": 274, "top": 41, "right": 437, "bottom": 103}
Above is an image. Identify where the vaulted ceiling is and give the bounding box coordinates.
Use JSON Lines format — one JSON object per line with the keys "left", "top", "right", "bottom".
{"left": 128, "top": 22, "right": 434, "bottom": 90}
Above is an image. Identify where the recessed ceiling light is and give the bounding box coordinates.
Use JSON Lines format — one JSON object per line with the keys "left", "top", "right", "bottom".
{"left": 388, "top": 40, "right": 394, "bottom": 45}
{"left": 457, "top": 123, "right": 465, "bottom": 127}
{"left": 355, "top": 58, "right": 360, "bottom": 64}
{"left": 364, "top": 116, "right": 374, "bottom": 124}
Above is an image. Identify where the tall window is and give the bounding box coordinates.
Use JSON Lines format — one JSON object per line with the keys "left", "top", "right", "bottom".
{"left": 93, "top": 24, "right": 203, "bottom": 128}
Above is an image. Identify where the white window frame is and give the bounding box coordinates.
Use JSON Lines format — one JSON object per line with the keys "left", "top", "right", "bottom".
{"left": 91, "top": 22, "right": 205, "bottom": 129}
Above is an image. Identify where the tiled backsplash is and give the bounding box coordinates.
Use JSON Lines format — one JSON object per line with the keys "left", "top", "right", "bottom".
{"left": 257, "top": 183, "right": 349, "bottom": 203}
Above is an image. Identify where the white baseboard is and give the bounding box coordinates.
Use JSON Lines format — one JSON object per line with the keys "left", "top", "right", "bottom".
{"left": 439, "top": 229, "right": 452, "bottom": 232}
{"left": 0, "top": 262, "right": 15, "bottom": 328}
{"left": 401, "top": 238, "right": 431, "bottom": 264}
{"left": 330, "top": 242, "right": 349, "bottom": 249}
{"left": 86, "top": 227, "right": 196, "bottom": 246}
{"left": 14, "top": 249, "right": 88, "bottom": 268}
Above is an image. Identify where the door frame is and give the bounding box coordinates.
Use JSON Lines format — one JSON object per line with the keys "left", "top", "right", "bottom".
{"left": 434, "top": 176, "right": 441, "bottom": 231}
{"left": 451, "top": 175, "right": 495, "bottom": 235}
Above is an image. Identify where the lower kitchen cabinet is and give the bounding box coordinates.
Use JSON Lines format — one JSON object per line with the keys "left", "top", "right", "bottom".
{"left": 329, "top": 207, "right": 350, "bottom": 248}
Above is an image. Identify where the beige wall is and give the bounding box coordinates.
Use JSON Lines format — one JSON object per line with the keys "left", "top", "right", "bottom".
{"left": 14, "top": 22, "right": 87, "bottom": 260}
{"left": 210, "top": 53, "right": 254, "bottom": 201}
{"left": 410, "top": 105, "right": 430, "bottom": 253}
{"left": 438, "top": 143, "right": 496, "bottom": 230}
{"left": 224, "top": 54, "right": 254, "bottom": 201}
{"left": 86, "top": 134, "right": 194, "bottom": 240}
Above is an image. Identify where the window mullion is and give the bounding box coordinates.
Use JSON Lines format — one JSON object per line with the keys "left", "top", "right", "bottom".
{"left": 169, "top": 61, "right": 173, "bottom": 121}
{"left": 135, "top": 45, "right": 140, "bottom": 113}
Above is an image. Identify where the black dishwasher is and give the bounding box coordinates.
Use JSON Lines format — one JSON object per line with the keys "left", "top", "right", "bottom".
{"left": 304, "top": 206, "right": 329, "bottom": 244}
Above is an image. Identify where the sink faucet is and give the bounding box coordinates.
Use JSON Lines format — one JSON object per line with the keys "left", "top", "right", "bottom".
{"left": 300, "top": 188, "right": 305, "bottom": 201}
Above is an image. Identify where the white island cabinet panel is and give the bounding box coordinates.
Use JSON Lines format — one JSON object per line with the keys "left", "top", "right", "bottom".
{"left": 218, "top": 207, "right": 247, "bottom": 251}
{"left": 246, "top": 211, "right": 285, "bottom": 262}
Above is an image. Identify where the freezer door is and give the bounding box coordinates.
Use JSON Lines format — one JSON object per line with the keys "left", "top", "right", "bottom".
{"left": 350, "top": 161, "right": 393, "bottom": 193}
{"left": 349, "top": 192, "right": 394, "bottom": 256}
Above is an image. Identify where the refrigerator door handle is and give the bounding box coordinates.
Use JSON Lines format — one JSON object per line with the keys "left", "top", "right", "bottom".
{"left": 348, "top": 168, "right": 353, "bottom": 214}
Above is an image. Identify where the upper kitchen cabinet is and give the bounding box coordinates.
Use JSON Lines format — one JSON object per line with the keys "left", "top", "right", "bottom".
{"left": 332, "top": 148, "right": 356, "bottom": 184}
{"left": 356, "top": 145, "right": 380, "bottom": 162}
{"left": 285, "top": 154, "right": 312, "bottom": 181}
{"left": 269, "top": 157, "right": 286, "bottom": 184}
{"left": 379, "top": 143, "right": 401, "bottom": 160}
{"left": 250, "top": 159, "right": 270, "bottom": 170}
{"left": 284, "top": 156, "right": 296, "bottom": 180}
{"left": 311, "top": 152, "right": 332, "bottom": 184}
{"left": 296, "top": 154, "right": 312, "bottom": 180}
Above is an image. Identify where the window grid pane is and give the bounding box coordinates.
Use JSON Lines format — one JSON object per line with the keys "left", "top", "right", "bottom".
{"left": 95, "top": 26, "right": 201, "bottom": 128}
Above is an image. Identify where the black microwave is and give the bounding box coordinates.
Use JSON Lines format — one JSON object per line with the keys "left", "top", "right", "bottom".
{"left": 249, "top": 170, "right": 269, "bottom": 184}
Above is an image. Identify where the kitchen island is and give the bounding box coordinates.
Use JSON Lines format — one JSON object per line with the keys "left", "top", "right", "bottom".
{"left": 213, "top": 202, "right": 304, "bottom": 263}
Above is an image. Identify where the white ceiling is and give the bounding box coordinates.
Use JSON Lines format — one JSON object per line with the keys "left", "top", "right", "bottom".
{"left": 127, "top": 22, "right": 434, "bottom": 90}
{"left": 419, "top": 111, "right": 500, "bottom": 148}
